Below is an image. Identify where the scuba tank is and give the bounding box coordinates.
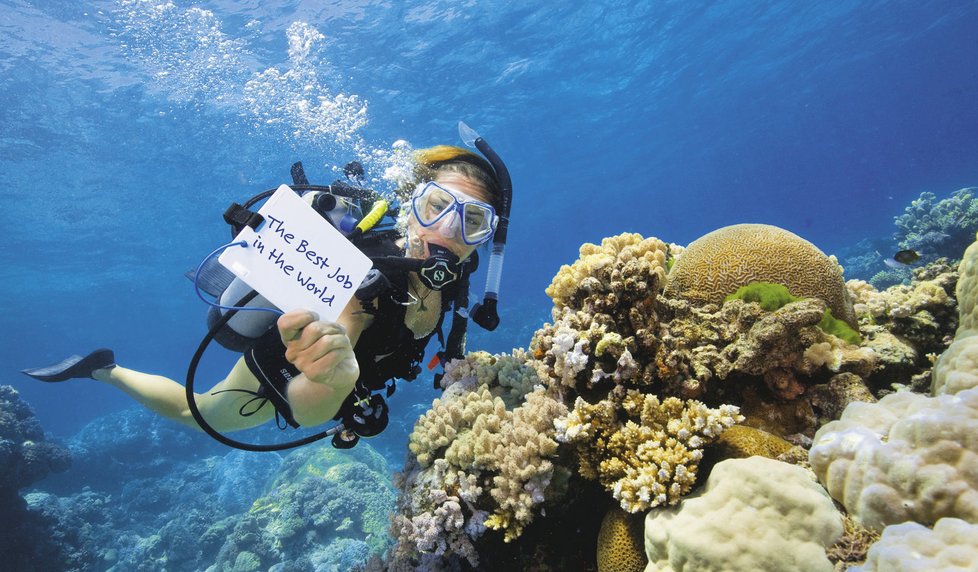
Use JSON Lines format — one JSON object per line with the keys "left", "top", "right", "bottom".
{"left": 195, "top": 162, "right": 394, "bottom": 352}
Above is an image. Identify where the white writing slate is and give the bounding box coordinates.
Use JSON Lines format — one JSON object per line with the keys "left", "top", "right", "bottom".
{"left": 218, "top": 185, "right": 373, "bottom": 322}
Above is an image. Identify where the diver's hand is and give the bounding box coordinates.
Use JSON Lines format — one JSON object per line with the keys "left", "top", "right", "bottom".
{"left": 277, "top": 310, "right": 359, "bottom": 390}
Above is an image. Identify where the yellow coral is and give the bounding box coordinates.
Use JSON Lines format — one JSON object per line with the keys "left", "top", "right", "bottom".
{"left": 555, "top": 391, "right": 743, "bottom": 512}
{"left": 713, "top": 424, "right": 796, "bottom": 460}
{"left": 664, "top": 223, "right": 857, "bottom": 328}
{"left": 596, "top": 507, "right": 647, "bottom": 572}
{"left": 545, "top": 233, "right": 669, "bottom": 310}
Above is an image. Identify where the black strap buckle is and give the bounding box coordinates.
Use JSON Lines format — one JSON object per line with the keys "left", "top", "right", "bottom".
{"left": 224, "top": 202, "right": 265, "bottom": 231}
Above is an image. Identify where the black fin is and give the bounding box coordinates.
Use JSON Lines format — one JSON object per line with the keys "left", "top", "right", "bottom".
{"left": 22, "top": 349, "right": 116, "bottom": 382}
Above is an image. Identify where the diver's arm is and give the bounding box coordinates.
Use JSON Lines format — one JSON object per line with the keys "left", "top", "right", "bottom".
{"left": 276, "top": 298, "right": 373, "bottom": 426}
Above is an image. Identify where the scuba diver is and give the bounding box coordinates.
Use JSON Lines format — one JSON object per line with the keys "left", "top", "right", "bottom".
{"left": 23, "top": 124, "right": 512, "bottom": 451}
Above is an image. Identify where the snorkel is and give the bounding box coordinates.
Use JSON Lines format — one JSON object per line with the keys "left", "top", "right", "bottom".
{"left": 458, "top": 121, "right": 511, "bottom": 331}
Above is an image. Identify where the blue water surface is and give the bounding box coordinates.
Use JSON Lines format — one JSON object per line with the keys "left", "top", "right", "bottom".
{"left": 2, "top": 0, "right": 977, "bottom": 445}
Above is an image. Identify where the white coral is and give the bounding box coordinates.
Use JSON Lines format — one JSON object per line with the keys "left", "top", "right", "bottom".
{"left": 850, "top": 518, "right": 978, "bottom": 572}
{"left": 809, "top": 387, "right": 978, "bottom": 531}
{"left": 644, "top": 457, "right": 843, "bottom": 572}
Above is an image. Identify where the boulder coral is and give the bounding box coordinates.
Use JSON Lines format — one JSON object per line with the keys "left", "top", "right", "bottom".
{"left": 596, "top": 506, "right": 646, "bottom": 572}
{"left": 555, "top": 389, "right": 742, "bottom": 512}
{"left": 643, "top": 457, "right": 843, "bottom": 572}
{"left": 811, "top": 232, "right": 978, "bottom": 532}
{"left": 664, "top": 223, "right": 858, "bottom": 328}
{"left": 933, "top": 233, "right": 978, "bottom": 395}
{"left": 850, "top": 518, "right": 978, "bottom": 572}
{"left": 808, "top": 386, "right": 978, "bottom": 531}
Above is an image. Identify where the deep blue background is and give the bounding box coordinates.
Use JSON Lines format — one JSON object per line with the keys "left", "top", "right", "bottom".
{"left": 2, "top": 0, "right": 977, "bottom": 445}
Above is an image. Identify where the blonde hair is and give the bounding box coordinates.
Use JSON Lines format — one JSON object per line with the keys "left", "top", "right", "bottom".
{"left": 408, "top": 145, "right": 501, "bottom": 211}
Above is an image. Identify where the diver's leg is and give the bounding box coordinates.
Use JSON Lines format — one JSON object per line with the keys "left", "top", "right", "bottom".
{"left": 93, "top": 358, "right": 274, "bottom": 432}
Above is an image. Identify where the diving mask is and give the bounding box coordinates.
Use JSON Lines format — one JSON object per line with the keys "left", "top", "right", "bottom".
{"left": 411, "top": 181, "right": 498, "bottom": 246}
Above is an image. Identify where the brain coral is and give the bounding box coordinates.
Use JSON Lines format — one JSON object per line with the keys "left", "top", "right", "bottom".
{"left": 596, "top": 507, "right": 646, "bottom": 572}
{"left": 664, "top": 223, "right": 857, "bottom": 328}
{"left": 644, "top": 457, "right": 843, "bottom": 572}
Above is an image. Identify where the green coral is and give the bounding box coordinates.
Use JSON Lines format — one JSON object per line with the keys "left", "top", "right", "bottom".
{"left": 725, "top": 282, "right": 800, "bottom": 311}
{"left": 726, "top": 282, "right": 862, "bottom": 344}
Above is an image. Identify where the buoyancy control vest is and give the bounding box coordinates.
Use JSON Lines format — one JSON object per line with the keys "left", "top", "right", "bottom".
{"left": 185, "top": 161, "right": 477, "bottom": 452}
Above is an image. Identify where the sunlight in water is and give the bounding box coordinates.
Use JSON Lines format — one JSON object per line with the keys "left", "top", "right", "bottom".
{"left": 114, "top": 1, "right": 413, "bottom": 192}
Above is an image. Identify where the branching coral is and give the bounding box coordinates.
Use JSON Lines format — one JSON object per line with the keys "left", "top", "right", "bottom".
{"left": 555, "top": 389, "right": 742, "bottom": 512}
{"left": 546, "top": 233, "right": 669, "bottom": 313}
{"left": 440, "top": 350, "right": 540, "bottom": 407}
{"left": 530, "top": 234, "right": 670, "bottom": 392}
{"left": 392, "top": 370, "right": 568, "bottom": 567}
{"left": 894, "top": 187, "right": 978, "bottom": 261}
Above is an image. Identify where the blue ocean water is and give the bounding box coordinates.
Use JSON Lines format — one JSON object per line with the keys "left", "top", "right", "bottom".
{"left": 1, "top": 1, "right": 977, "bottom": 566}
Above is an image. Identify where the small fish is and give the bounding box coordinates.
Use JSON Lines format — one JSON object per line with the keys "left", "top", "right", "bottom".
{"left": 882, "top": 257, "right": 903, "bottom": 270}
{"left": 893, "top": 249, "right": 920, "bottom": 264}
{"left": 876, "top": 250, "right": 915, "bottom": 269}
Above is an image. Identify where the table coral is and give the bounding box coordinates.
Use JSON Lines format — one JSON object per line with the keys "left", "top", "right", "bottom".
{"left": 554, "top": 389, "right": 742, "bottom": 512}
{"left": 643, "top": 457, "right": 843, "bottom": 572}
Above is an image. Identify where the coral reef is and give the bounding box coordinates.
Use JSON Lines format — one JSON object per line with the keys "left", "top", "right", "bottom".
{"left": 894, "top": 187, "right": 978, "bottom": 262}
{"left": 208, "top": 443, "right": 395, "bottom": 571}
{"left": 555, "top": 390, "right": 742, "bottom": 512}
{"left": 383, "top": 223, "right": 974, "bottom": 570}
{"left": 933, "top": 234, "right": 978, "bottom": 395}
{"left": 850, "top": 518, "right": 978, "bottom": 572}
{"left": 390, "top": 360, "right": 567, "bottom": 567}
{"left": 0, "top": 385, "right": 72, "bottom": 568}
{"left": 596, "top": 506, "right": 646, "bottom": 572}
{"left": 663, "top": 223, "right": 858, "bottom": 328}
{"left": 811, "top": 234, "right": 978, "bottom": 532}
{"left": 808, "top": 387, "right": 978, "bottom": 531}
{"left": 24, "top": 405, "right": 393, "bottom": 572}
{"left": 643, "top": 457, "right": 843, "bottom": 572}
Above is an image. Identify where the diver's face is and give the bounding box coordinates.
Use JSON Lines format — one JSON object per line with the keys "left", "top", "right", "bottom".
{"left": 406, "top": 172, "right": 494, "bottom": 260}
